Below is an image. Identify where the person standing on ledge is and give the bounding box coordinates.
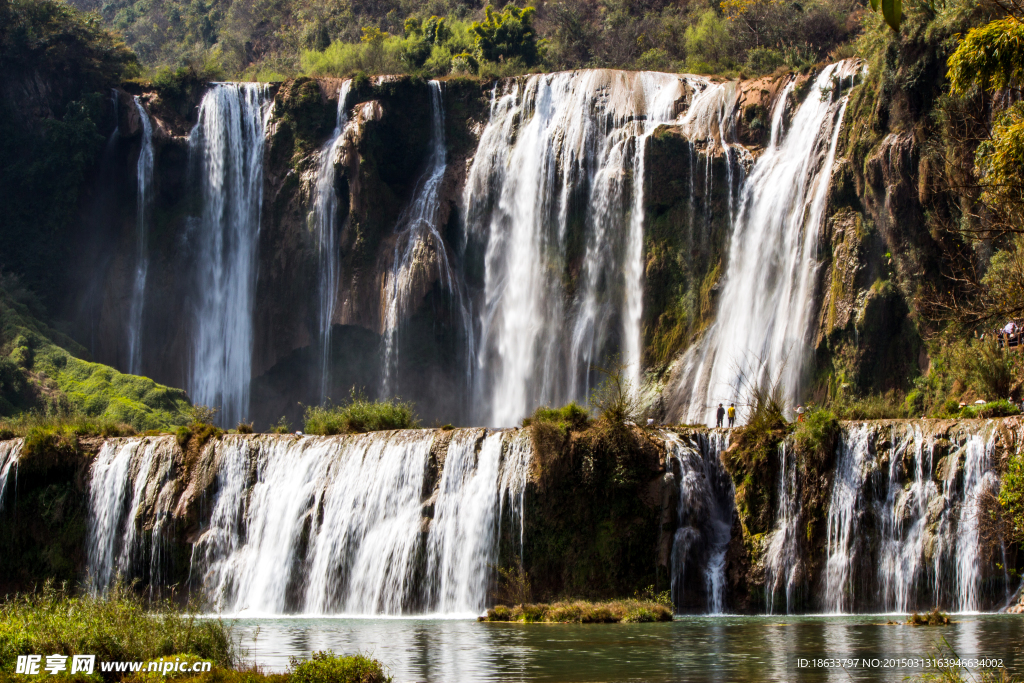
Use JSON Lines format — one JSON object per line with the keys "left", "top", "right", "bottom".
{"left": 716, "top": 403, "right": 725, "bottom": 428}
{"left": 727, "top": 403, "right": 736, "bottom": 428}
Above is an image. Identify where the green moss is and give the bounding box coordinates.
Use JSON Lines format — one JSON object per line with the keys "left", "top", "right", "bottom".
{"left": 0, "top": 282, "right": 189, "bottom": 430}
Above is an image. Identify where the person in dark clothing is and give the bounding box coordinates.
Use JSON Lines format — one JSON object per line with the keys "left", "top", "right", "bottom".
{"left": 716, "top": 404, "right": 725, "bottom": 428}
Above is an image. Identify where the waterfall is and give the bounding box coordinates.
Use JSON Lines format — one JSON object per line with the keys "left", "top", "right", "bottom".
{"left": 877, "top": 424, "right": 935, "bottom": 613}
{"left": 0, "top": 439, "right": 21, "bottom": 512}
{"left": 380, "top": 81, "right": 472, "bottom": 399}
{"left": 86, "top": 438, "right": 176, "bottom": 591}
{"left": 466, "top": 71, "right": 720, "bottom": 427}
{"left": 126, "top": 96, "right": 154, "bottom": 376}
{"left": 665, "top": 431, "right": 733, "bottom": 613}
{"left": 311, "top": 80, "right": 352, "bottom": 401}
{"left": 669, "top": 61, "right": 862, "bottom": 425}
{"left": 822, "top": 422, "right": 1003, "bottom": 613}
{"left": 823, "top": 423, "right": 871, "bottom": 613}
{"left": 188, "top": 430, "right": 531, "bottom": 615}
{"left": 189, "top": 83, "right": 271, "bottom": 426}
{"left": 955, "top": 433, "right": 998, "bottom": 612}
{"left": 764, "top": 442, "right": 801, "bottom": 614}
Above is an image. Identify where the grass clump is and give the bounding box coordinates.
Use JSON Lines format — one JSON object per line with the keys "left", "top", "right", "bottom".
{"left": 521, "top": 402, "right": 590, "bottom": 431}
{"left": 0, "top": 581, "right": 233, "bottom": 674}
{"left": 482, "top": 599, "right": 672, "bottom": 624}
{"left": 0, "top": 406, "right": 137, "bottom": 458}
{"left": 290, "top": 651, "right": 392, "bottom": 683}
{"left": 303, "top": 391, "right": 419, "bottom": 435}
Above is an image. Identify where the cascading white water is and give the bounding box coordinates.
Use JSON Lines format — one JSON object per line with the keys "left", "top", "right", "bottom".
{"left": 954, "top": 433, "right": 998, "bottom": 612}
{"left": 821, "top": 422, "right": 1003, "bottom": 614}
{"left": 380, "top": 81, "right": 473, "bottom": 399}
{"left": 189, "top": 83, "right": 271, "bottom": 426}
{"left": 665, "top": 431, "right": 732, "bottom": 613}
{"left": 823, "top": 422, "right": 871, "bottom": 613}
{"left": 310, "top": 80, "right": 352, "bottom": 401}
{"left": 670, "top": 61, "right": 862, "bottom": 425}
{"left": 191, "top": 429, "right": 531, "bottom": 615}
{"left": 877, "top": 424, "right": 935, "bottom": 613}
{"left": 764, "top": 442, "right": 801, "bottom": 614}
{"left": 466, "top": 71, "right": 724, "bottom": 427}
{"left": 86, "top": 438, "right": 175, "bottom": 591}
{"left": 0, "top": 439, "right": 22, "bottom": 512}
{"left": 126, "top": 96, "right": 154, "bottom": 376}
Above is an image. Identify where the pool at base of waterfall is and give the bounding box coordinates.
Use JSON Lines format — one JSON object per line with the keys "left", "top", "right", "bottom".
{"left": 232, "top": 614, "right": 1023, "bottom": 681}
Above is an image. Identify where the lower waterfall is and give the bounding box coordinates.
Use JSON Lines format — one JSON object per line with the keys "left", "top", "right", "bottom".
{"left": 821, "top": 422, "right": 1005, "bottom": 613}
{"left": 78, "top": 431, "right": 531, "bottom": 615}
{"left": 665, "top": 431, "right": 733, "bottom": 613}
{"left": 86, "top": 438, "right": 177, "bottom": 592}
{"left": 13, "top": 420, "right": 1012, "bottom": 615}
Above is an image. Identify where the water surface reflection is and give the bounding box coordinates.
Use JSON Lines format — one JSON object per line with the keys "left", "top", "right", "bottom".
{"left": 231, "top": 615, "right": 1024, "bottom": 682}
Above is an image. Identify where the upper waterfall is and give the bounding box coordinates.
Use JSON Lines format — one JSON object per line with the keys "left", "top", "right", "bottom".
{"left": 188, "top": 83, "right": 272, "bottom": 426}
{"left": 464, "top": 70, "right": 725, "bottom": 427}
{"left": 668, "top": 61, "right": 862, "bottom": 425}
{"left": 126, "top": 96, "right": 153, "bottom": 377}
{"left": 311, "top": 80, "right": 352, "bottom": 402}
{"left": 381, "top": 80, "right": 472, "bottom": 401}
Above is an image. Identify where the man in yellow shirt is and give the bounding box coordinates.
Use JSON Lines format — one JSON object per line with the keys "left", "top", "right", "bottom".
{"left": 727, "top": 404, "right": 736, "bottom": 428}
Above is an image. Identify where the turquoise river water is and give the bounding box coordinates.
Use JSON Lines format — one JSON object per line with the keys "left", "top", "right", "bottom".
{"left": 229, "top": 614, "right": 1024, "bottom": 682}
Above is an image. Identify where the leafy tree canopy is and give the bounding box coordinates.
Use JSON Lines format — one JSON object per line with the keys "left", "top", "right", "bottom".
{"left": 470, "top": 4, "right": 539, "bottom": 66}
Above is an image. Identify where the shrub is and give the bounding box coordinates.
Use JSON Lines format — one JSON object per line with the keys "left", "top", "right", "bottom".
{"left": 470, "top": 4, "right": 540, "bottom": 67}
{"left": 270, "top": 416, "right": 292, "bottom": 434}
{"left": 290, "top": 651, "right": 392, "bottom": 683}
{"left": 303, "top": 391, "right": 418, "bottom": 435}
{"left": 236, "top": 422, "right": 254, "bottom": 434}
{"left": 999, "top": 453, "right": 1024, "bottom": 545}
{"left": 792, "top": 406, "right": 839, "bottom": 463}
{"left": 960, "top": 399, "right": 1021, "bottom": 419}
{"left": 589, "top": 360, "right": 645, "bottom": 425}
{"left": 185, "top": 404, "right": 219, "bottom": 427}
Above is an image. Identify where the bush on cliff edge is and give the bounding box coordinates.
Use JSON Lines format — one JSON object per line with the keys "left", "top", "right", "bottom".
{"left": 304, "top": 391, "right": 419, "bottom": 435}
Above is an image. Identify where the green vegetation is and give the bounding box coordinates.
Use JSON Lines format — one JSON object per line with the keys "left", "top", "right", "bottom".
{"left": 792, "top": 406, "right": 839, "bottom": 460}
{"left": 482, "top": 598, "right": 673, "bottom": 623}
{"left": 0, "top": 586, "right": 392, "bottom": 683}
{"left": 303, "top": 391, "right": 419, "bottom": 435}
{"left": 90, "top": 0, "right": 853, "bottom": 80}
{"left": 0, "top": 582, "right": 234, "bottom": 674}
{"left": 290, "top": 651, "right": 392, "bottom": 683}
{"left": 0, "top": 278, "right": 190, "bottom": 431}
{"left": 906, "top": 608, "right": 951, "bottom": 626}
{"left": 0, "top": 0, "right": 137, "bottom": 308}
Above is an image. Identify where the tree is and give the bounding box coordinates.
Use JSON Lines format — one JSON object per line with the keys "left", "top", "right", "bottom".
{"left": 470, "top": 3, "right": 540, "bottom": 66}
